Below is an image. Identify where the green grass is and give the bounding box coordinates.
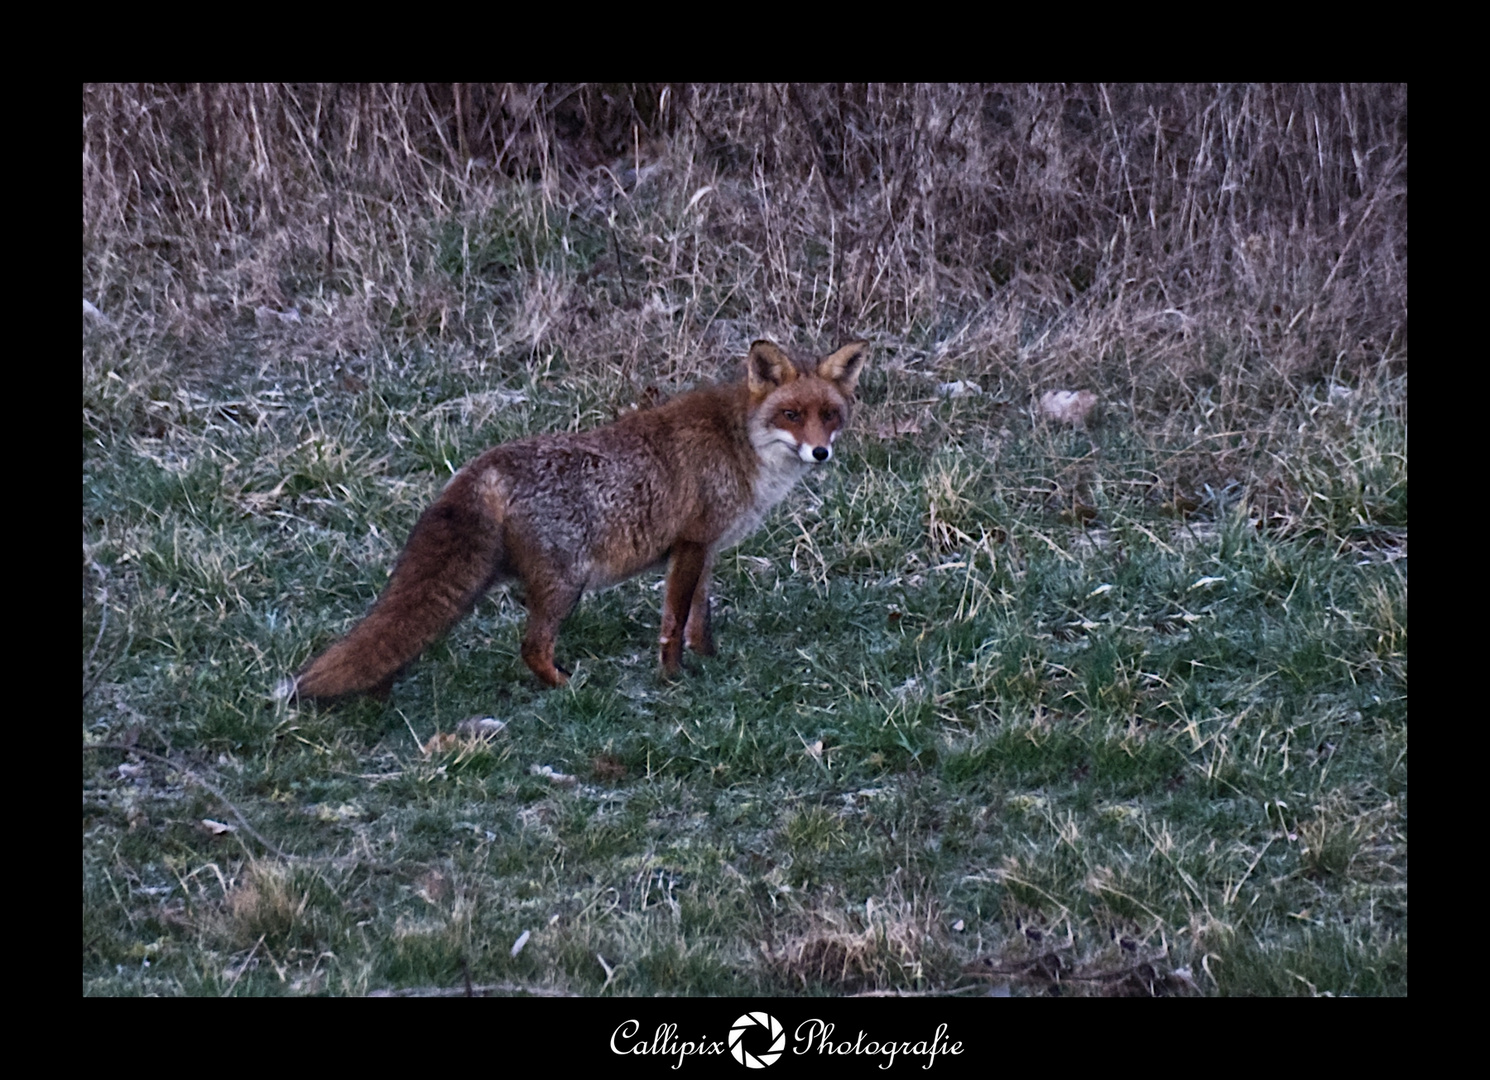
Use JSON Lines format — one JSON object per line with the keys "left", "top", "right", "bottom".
{"left": 83, "top": 333, "right": 1405, "bottom": 997}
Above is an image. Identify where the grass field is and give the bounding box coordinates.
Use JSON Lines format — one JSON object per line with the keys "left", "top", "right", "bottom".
{"left": 83, "top": 84, "right": 1406, "bottom": 996}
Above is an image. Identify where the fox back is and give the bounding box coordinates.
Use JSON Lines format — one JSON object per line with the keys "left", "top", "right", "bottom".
{"left": 287, "top": 339, "right": 868, "bottom": 700}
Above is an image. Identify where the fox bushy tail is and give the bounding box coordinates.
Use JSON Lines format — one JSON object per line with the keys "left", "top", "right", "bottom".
{"left": 291, "top": 474, "right": 504, "bottom": 700}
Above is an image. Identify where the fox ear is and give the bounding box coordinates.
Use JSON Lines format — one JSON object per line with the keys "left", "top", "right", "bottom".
{"left": 747, "top": 340, "right": 797, "bottom": 393}
{"left": 818, "top": 340, "right": 869, "bottom": 395}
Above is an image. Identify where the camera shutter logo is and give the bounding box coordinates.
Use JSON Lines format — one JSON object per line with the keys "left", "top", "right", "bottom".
{"left": 728, "top": 1012, "right": 784, "bottom": 1068}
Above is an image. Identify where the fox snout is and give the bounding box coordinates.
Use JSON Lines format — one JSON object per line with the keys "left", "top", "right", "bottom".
{"left": 775, "top": 408, "right": 843, "bottom": 464}
{"left": 777, "top": 431, "right": 835, "bottom": 463}
{"left": 760, "top": 415, "right": 841, "bottom": 464}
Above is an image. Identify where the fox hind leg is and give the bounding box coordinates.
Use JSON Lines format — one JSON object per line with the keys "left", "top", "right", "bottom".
{"left": 519, "top": 575, "right": 584, "bottom": 687}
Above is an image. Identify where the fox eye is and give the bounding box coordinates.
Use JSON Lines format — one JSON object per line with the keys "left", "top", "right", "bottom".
{"left": 821, "top": 409, "right": 839, "bottom": 423}
{"left": 782, "top": 409, "right": 801, "bottom": 422}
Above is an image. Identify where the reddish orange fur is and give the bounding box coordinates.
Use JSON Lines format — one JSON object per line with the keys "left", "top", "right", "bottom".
{"left": 289, "top": 340, "right": 868, "bottom": 700}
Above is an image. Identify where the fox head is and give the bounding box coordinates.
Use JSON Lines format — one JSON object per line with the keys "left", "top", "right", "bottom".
{"left": 747, "top": 339, "right": 868, "bottom": 465}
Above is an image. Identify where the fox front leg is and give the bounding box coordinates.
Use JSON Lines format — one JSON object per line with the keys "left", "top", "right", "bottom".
{"left": 659, "top": 541, "right": 709, "bottom": 678}
{"left": 684, "top": 556, "right": 716, "bottom": 657}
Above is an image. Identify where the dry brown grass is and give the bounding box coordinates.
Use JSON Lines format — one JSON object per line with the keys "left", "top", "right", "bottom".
{"left": 82, "top": 83, "right": 1406, "bottom": 392}
{"left": 765, "top": 881, "right": 945, "bottom": 993}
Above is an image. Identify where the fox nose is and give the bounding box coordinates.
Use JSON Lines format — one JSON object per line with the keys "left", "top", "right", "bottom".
{"left": 813, "top": 446, "right": 830, "bottom": 462}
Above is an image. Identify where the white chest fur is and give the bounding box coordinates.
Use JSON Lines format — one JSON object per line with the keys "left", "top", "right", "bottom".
{"left": 717, "top": 444, "right": 811, "bottom": 552}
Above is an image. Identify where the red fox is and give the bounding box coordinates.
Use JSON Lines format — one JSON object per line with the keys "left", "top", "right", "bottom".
{"left": 285, "top": 339, "right": 868, "bottom": 700}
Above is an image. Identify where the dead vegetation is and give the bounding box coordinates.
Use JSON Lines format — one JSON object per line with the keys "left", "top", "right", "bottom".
{"left": 83, "top": 83, "right": 1405, "bottom": 377}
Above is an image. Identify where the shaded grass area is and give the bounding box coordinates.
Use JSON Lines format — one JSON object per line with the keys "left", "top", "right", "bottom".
{"left": 83, "top": 83, "right": 1405, "bottom": 996}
